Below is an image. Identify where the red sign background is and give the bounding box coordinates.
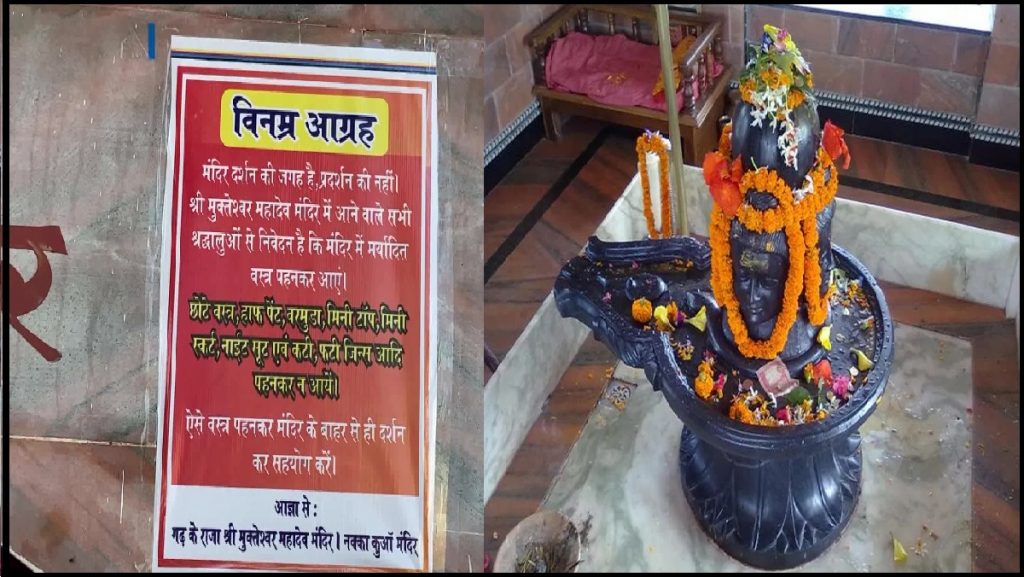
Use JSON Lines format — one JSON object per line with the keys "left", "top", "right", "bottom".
{"left": 166, "top": 66, "right": 428, "bottom": 496}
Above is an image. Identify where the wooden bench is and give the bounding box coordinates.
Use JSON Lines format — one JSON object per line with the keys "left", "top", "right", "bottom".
{"left": 526, "top": 4, "right": 730, "bottom": 165}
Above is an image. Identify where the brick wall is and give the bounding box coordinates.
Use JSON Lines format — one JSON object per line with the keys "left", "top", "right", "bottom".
{"left": 700, "top": 4, "right": 745, "bottom": 81}
{"left": 485, "top": 4, "right": 1019, "bottom": 147}
{"left": 977, "top": 4, "right": 1020, "bottom": 131}
{"left": 745, "top": 5, "right": 990, "bottom": 118}
{"left": 485, "top": 5, "right": 563, "bottom": 144}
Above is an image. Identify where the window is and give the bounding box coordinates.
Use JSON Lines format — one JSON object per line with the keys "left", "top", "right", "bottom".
{"left": 794, "top": 4, "right": 996, "bottom": 33}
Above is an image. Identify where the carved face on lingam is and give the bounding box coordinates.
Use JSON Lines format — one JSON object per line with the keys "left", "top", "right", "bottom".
{"left": 730, "top": 202, "right": 788, "bottom": 341}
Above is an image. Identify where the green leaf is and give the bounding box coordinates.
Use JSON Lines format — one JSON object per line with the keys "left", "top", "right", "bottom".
{"left": 772, "top": 52, "right": 797, "bottom": 75}
{"left": 786, "top": 386, "right": 811, "bottom": 405}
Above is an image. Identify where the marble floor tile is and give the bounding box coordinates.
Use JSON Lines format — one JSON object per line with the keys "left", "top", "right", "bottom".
{"left": 542, "top": 324, "right": 973, "bottom": 572}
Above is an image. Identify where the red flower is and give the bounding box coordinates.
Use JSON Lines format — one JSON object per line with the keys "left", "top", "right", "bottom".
{"left": 714, "top": 374, "right": 727, "bottom": 393}
{"left": 812, "top": 359, "right": 832, "bottom": 384}
{"left": 776, "top": 406, "right": 790, "bottom": 422}
{"left": 822, "top": 120, "right": 851, "bottom": 170}
{"left": 703, "top": 151, "right": 743, "bottom": 216}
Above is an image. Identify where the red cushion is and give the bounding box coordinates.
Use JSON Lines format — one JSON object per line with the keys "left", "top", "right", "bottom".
{"left": 545, "top": 32, "right": 719, "bottom": 112}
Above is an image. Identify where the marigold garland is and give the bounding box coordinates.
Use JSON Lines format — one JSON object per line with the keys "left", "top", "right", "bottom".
{"left": 735, "top": 168, "right": 792, "bottom": 233}
{"left": 710, "top": 205, "right": 806, "bottom": 359}
{"left": 705, "top": 109, "right": 849, "bottom": 359}
{"left": 801, "top": 209, "right": 836, "bottom": 325}
{"left": 636, "top": 133, "right": 673, "bottom": 239}
{"left": 706, "top": 147, "right": 840, "bottom": 359}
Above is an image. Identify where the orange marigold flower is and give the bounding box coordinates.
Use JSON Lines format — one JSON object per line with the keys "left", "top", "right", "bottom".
{"left": 666, "top": 301, "right": 679, "bottom": 325}
{"left": 631, "top": 297, "right": 653, "bottom": 324}
{"left": 695, "top": 359, "right": 715, "bottom": 400}
{"left": 729, "top": 398, "right": 756, "bottom": 424}
{"left": 787, "top": 89, "right": 804, "bottom": 109}
{"left": 695, "top": 372, "right": 714, "bottom": 400}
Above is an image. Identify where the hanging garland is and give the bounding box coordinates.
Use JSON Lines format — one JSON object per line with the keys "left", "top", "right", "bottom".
{"left": 636, "top": 131, "right": 673, "bottom": 239}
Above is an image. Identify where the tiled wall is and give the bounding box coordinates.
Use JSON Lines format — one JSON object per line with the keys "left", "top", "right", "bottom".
{"left": 484, "top": 5, "right": 563, "bottom": 143}
{"left": 977, "top": 5, "right": 1020, "bottom": 131}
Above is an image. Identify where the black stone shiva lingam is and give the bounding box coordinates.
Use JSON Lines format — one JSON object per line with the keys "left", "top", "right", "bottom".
{"left": 555, "top": 28, "right": 894, "bottom": 570}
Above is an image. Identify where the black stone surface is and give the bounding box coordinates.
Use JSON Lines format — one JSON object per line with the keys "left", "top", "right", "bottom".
{"left": 555, "top": 236, "right": 895, "bottom": 569}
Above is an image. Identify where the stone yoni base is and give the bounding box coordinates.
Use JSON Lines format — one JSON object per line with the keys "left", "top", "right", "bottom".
{"left": 679, "top": 428, "right": 861, "bottom": 570}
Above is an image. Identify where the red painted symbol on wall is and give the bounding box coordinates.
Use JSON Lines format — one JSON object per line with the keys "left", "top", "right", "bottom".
{"left": 2, "top": 225, "right": 68, "bottom": 361}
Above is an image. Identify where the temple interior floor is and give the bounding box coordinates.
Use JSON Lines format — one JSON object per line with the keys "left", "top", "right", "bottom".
{"left": 483, "top": 117, "right": 1020, "bottom": 571}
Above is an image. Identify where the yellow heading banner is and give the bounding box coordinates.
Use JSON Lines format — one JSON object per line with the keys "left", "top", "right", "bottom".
{"left": 220, "top": 89, "right": 389, "bottom": 156}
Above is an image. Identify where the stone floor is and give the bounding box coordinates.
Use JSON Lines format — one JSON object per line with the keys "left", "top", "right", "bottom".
{"left": 542, "top": 324, "right": 973, "bottom": 572}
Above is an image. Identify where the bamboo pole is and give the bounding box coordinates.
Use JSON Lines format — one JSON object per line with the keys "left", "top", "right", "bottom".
{"left": 654, "top": 4, "right": 689, "bottom": 237}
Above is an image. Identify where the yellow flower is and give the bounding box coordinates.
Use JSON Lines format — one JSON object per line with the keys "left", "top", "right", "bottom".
{"left": 817, "top": 325, "right": 832, "bottom": 351}
{"left": 685, "top": 306, "right": 708, "bottom": 332}
{"left": 852, "top": 348, "right": 874, "bottom": 371}
{"left": 654, "top": 305, "right": 674, "bottom": 332}
{"left": 675, "top": 341, "right": 695, "bottom": 361}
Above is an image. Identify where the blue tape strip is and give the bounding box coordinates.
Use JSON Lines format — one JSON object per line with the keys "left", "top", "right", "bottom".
{"left": 147, "top": 22, "right": 155, "bottom": 60}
